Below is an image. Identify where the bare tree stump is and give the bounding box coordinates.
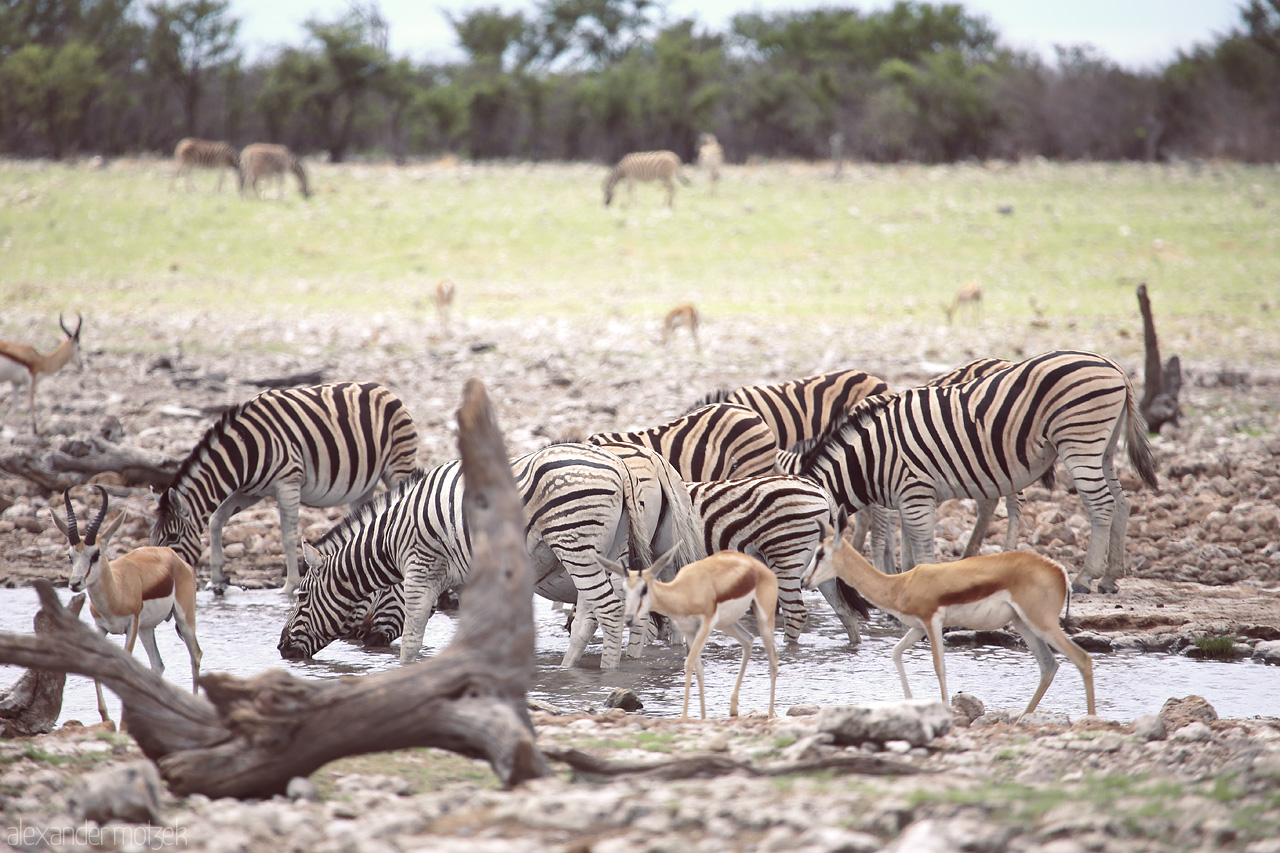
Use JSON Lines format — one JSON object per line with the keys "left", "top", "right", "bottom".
{"left": 1137, "top": 283, "right": 1182, "bottom": 434}
{"left": 0, "top": 378, "right": 548, "bottom": 798}
{"left": 0, "top": 594, "right": 84, "bottom": 737}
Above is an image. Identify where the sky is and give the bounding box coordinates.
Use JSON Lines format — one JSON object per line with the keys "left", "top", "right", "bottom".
{"left": 226, "top": 0, "right": 1245, "bottom": 70}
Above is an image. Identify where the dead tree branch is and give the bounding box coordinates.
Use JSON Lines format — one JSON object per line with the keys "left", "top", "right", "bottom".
{"left": 0, "top": 435, "right": 179, "bottom": 491}
{"left": 0, "top": 378, "right": 547, "bottom": 798}
{"left": 1137, "top": 283, "right": 1182, "bottom": 434}
{"left": 541, "top": 746, "right": 925, "bottom": 782}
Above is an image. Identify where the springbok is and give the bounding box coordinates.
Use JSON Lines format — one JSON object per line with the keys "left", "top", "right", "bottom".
{"left": 0, "top": 313, "right": 82, "bottom": 434}
{"left": 433, "top": 278, "right": 456, "bottom": 327}
{"left": 600, "top": 548, "right": 778, "bottom": 721}
{"left": 946, "top": 281, "right": 983, "bottom": 324}
{"left": 661, "top": 303, "right": 700, "bottom": 351}
{"left": 52, "top": 487, "right": 201, "bottom": 724}
{"left": 802, "top": 510, "right": 1095, "bottom": 720}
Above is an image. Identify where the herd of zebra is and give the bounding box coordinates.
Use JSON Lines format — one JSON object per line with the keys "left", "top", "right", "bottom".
{"left": 131, "top": 349, "right": 1156, "bottom": 691}
{"left": 175, "top": 134, "right": 725, "bottom": 207}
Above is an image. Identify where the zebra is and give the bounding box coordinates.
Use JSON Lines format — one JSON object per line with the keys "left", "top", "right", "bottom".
{"left": 792, "top": 350, "right": 1159, "bottom": 594}
{"left": 278, "top": 442, "right": 704, "bottom": 668}
{"left": 172, "top": 138, "right": 239, "bottom": 191}
{"left": 696, "top": 133, "right": 723, "bottom": 187}
{"left": 239, "top": 143, "right": 311, "bottom": 199}
{"left": 151, "top": 381, "right": 419, "bottom": 596}
{"left": 603, "top": 150, "right": 690, "bottom": 208}
{"left": 588, "top": 403, "right": 780, "bottom": 482}
{"left": 694, "top": 368, "right": 895, "bottom": 568}
{"left": 686, "top": 475, "right": 870, "bottom": 646}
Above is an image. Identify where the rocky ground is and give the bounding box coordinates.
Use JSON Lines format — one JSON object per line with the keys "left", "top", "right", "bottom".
{"left": 1, "top": 307, "right": 1278, "bottom": 850}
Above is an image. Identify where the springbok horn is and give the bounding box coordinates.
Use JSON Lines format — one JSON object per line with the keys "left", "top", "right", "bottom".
{"left": 85, "top": 485, "right": 110, "bottom": 545}
{"left": 60, "top": 313, "right": 83, "bottom": 339}
{"left": 62, "top": 490, "right": 80, "bottom": 545}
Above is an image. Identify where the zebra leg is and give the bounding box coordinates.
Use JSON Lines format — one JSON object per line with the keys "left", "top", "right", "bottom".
{"left": 399, "top": 558, "right": 445, "bottom": 664}
{"left": 1004, "top": 493, "right": 1023, "bottom": 552}
{"left": 816, "top": 578, "right": 862, "bottom": 646}
{"left": 964, "top": 498, "right": 999, "bottom": 558}
{"left": 1100, "top": 450, "right": 1131, "bottom": 594}
{"left": 275, "top": 485, "right": 305, "bottom": 595}
{"left": 1062, "top": 444, "right": 1119, "bottom": 593}
{"left": 207, "top": 493, "right": 258, "bottom": 594}
{"left": 899, "top": 500, "right": 938, "bottom": 570}
{"left": 563, "top": 591, "right": 598, "bottom": 667}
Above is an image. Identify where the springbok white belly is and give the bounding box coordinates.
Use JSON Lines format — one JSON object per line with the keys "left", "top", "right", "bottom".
{"left": 91, "top": 595, "right": 176, "bottom": 636}
{"left": 940, "top": 591, "right": 1017, "bottom": 631}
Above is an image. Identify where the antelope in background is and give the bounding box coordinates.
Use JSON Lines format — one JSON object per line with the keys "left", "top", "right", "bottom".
{"left": 696, "top": 133, "right": 723, "bottom": 190}
{"left": 434, "top": 279, "right": 456, "bottom": 328}
{"left": 239, "top": 143, "right": 311, "bottom": 199}
{"left": 0, "top": 313, "right": 82, "bottom": 434}
{"left": 172, "top": 138, "right": 240, "bottom": 191}
{"left": 52, "top": 487, "right": 202, "bottom": 724}
{"left": 946, "top": 281, "right": 983, "bottom": 324}
{"left": 662, "top": 303, "right": 700, "bottom": 351}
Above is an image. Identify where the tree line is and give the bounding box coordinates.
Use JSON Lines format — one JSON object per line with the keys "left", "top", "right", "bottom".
{"left": 1, "top": 0, "right": 1277, "bottom": 165}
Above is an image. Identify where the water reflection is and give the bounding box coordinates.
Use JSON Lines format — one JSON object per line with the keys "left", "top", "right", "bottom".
{"left": 1, "top": 587, "right": 1276, "bottom": 725}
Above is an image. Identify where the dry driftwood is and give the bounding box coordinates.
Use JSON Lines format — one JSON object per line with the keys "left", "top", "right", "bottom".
{"left": 0, "top": 594, "right": 84, "bottom": 737}
{"left": 243, "top": 369, "right": 326, "bottom": 389}
{"left": 0, "top": 378, "right": 548, "bottom": 798}
{"left": 542, "top": 746, "right": 925, "bottom": 782}
{"left": 0, "top": 435, "right": 179, "bottom": 491}
{"left": 1137, "top": 283, "right": 1182, "bottom": 434}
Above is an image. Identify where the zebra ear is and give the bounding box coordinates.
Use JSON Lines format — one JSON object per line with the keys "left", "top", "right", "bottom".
{"left": 167, "top": 488, "right": 190, "bottom": 519}
{"left": 834, "top": 506, "right": 849, "bottom": 537}
{"left": 301, "top": 542, "right": 323, "bottom": 571}
{"left": 595, "top": 553, "right": 627, "bottom": 576}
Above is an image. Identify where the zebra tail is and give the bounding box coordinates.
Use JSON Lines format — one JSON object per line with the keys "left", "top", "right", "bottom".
{"left": 618, "top": 463, "right": 656, "bottom": 573}
{"left": 836, "top": 577, "right": 873, "bottom": 620}
{"left": 661, "top": 466, "right": 708, "bottom": 569}
{"left": 1125, "top": 383, "right": 1160, "bottom": 489}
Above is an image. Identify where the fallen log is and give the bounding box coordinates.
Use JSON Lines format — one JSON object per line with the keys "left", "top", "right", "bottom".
{"left": 1136, "top": 283, "right": 1182, "bottom": 434}
{"left": 0, "top": 435, "right": 179, "bottom": 491}
{"left": 542, "top": 746, "right": 925, "bottom": 782}
{"left": 0, "top": 594, "right": 84, "bottom": 738}
{"left": 0, "top": 378, "right": 548, "bottom": 798}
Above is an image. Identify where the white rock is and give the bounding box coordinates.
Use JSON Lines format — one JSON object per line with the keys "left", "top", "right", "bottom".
{"left": 1170, "top": 721, "right": 1214, "bottom": 742}
{"left": 817, "top": 700, "right": 952, "bottom": 746}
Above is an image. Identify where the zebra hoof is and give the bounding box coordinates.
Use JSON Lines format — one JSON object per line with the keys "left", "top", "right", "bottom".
{"left": 211, "top": 581, "right": 229, "bottom": 596}
{"left": 1097, "top": 580, "right": 1120, "bottom": 595}
{"left": 1070, "top": 581, "right": 1093, "bottom": 595}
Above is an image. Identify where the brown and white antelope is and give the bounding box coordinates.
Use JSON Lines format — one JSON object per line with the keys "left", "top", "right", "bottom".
{"left": 696, "top": 133, "right": 723, "bottom": 189}
{"left": 803, "top": 510, "right": 1095, "bottom": 720}
{"left": 603, "top": 150, "right": 690, "bottom": 207}
{"left": 172, "top": 138, "right": 240, "bottom": 191}
{"left": 661, "top": 303, "right": 700, "bottom": 351}
{"left": 52, "top": 487, "right": 202, "bottom": 724}
{"left": 946, "top": 281, "right": 983, "bottom": 324}
{"left": 433, "top": 278, "right": 456, "bottom": 327}
{"left": 239, "top": 143, "right": 311, "bottom": 199}
{"left": 0, "top": 313, "right": 82, "bottom": 434}
{"left": 600, "top": 548, "right": 779, "bottom": 721}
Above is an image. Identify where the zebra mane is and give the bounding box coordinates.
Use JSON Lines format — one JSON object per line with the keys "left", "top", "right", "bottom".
{"left": 684, "top": 388, "right": 732, "bottom": 414}
{"left": 314, "top": 466, "right": 429, "bottom": 552}
{"left": 155, "top": 400, "right": 256, "bottom": 522}
{"left": 794, "top": 392, "right": 898, "bottom": 472}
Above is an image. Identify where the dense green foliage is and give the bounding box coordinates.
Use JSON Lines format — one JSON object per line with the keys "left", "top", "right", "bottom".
{"left": 0, "top": 1, "right": 1278, "bottom": 164}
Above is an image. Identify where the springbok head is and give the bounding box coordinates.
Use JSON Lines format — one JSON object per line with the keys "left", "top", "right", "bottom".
{"left": 51, "top": 486, "right": 125, "bottom": 592}
{"left": 59, "top": 313, "right": 84, "bottom": 370}
{"left": 597, "top": 546, "right": 679, "bottom": 629}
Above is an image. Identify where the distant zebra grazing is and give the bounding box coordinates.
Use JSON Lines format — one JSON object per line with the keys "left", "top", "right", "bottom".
{"left": 604, "top": 150, "right": 690, "bottom": 207}
{"left": 172, "top": 138, "right": 239, "bottom": 191}
{"left": 151, "top": 381, "right": 419, "bottom": 595}
{"left": 278, "top": 442, "right": 703, "bottom": 668}
{"left": 794, "top": 350, "right": 1159, "bottom": 594}
{"left": 696, "top": 133, "right": 723, "bottom": 187}
{"left": 588, "top": 403, "right": 780, "bottom": 481}
{"left": 239, "top": 143, "right": 311, "bottom": 199}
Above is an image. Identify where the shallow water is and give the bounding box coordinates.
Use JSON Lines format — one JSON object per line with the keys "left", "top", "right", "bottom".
{"left": 1, "top": 587, "right": 1277, "bottom": 725}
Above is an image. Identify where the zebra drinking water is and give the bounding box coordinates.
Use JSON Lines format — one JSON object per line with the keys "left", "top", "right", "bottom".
{"left": 151, "top": 381, "right": 420, "bottom": 595}
{"left": 603, "top": 150, "right": 690, "bottom": 207}
{"left": 278, "top": 442, "right": 703, "bottom": 668}
{"left": 239, "top": 143, "right": 311, "bottom": 199}
{"left": 792, "top": 350, "right": 1159, "bottom": 593}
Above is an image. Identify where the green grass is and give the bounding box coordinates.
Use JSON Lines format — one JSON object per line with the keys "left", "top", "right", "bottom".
{"left": 2, "top": 157, "right": 1277, "bottom": 352}
{"left": 1192, "top": 634, "right": 1240, "bottom": 659}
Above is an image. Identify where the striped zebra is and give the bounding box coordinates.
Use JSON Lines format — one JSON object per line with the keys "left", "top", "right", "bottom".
{"left": 695, "top": 368, "right": 896, "bottom": 569}
{"left": 793, "top": 350, "right": 1159, "bottom": 594}
{"left": 278, "top": 442, "right": 703, "bottom": 668}
{"left": 603, "top": 150, "right": 690, "bottom": 207}
{"left": 588, "top": 403, "right": 780, "bottom": 481}
{"left": 151, "top": 381, "right": 419, "bottom": 595}
{"left": 696, "top": 133, "right": 723, "bottom": 187}
{"left": 172, "top": 138, "right": 240, "bottom": 191}
{"left": 239, "top": 143, "right": 311, "bottom": 199}
{"left": 686, "top": 475, "right": 870, "bottom": 646}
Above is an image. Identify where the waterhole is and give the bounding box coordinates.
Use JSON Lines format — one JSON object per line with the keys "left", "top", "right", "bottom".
{"left": 2, "top": 587, "right": 1276, "bottom": 725}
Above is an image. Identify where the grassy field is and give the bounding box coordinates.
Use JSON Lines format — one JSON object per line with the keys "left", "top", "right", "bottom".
{"left": 1, "top": 156, "right": 1276, "bottom": 343}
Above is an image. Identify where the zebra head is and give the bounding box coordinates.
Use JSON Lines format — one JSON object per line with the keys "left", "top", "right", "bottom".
{"left": 278, "top": 543, "right": 351, "bottom": 660}
{"left": 151, "top": 487, "right": 202, "bottom": 566}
